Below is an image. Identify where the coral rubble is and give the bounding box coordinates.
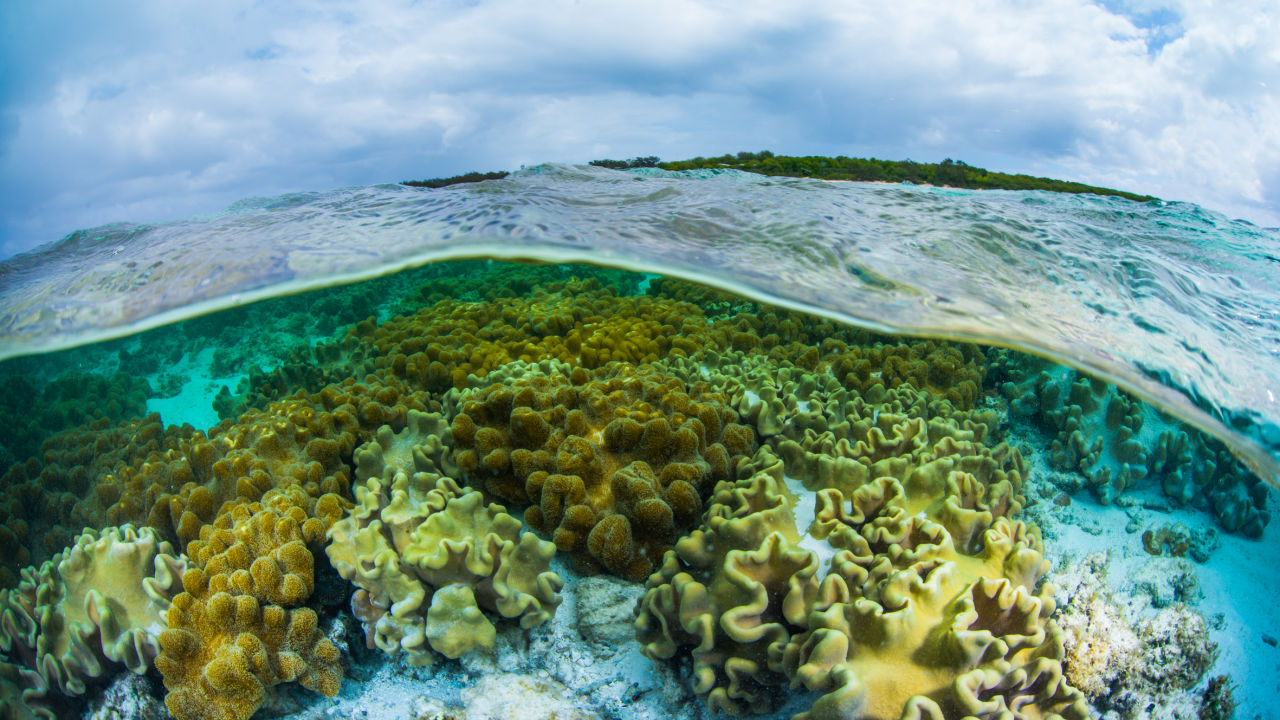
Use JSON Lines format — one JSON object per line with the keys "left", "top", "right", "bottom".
{"left": 1054, "top": 552, "right": 1219, "bottom": 717}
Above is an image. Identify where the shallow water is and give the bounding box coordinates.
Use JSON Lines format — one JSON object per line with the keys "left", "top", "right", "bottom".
{"left": 0, "top": 165, "right": 1276, "bottom": 485}
{"left": 0, "top": 170, "right": 1277, "bottom": 719}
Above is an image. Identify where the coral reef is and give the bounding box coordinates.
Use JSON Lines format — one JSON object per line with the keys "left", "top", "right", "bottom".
{"left": 396, "top": 260, "right": 644, "bottom": 312}
{"left": 214, "top": 336, "right": 379, "bottom": 421}
{"left": 109, "top": 397, "right": 361, "bottom": 548}
{"left": 325, "top": 436, "right": 562, "bottom": 665}
{"left": 0, "top": 526, "right": 186, "bottom": 718}
{"left": 156, "top": 586, "right": 340, "bottom": 720}
{"left": 0, "top": 370, "right": 151, "bottom": 469}
{"left": 1, "top": 263, "right": 1264, "bottom": 719}
{"left": 0, "top": 660, "right": 38, "bottom": 720}
{"left": 635, "top": 466, "right": 810, "bottom": 713}
{"left": 0, "top": 350, "right": 444, "bottom": 592}
{"left": 354, "top": 277, "right": 711, "bottom": 393}
{"left": 992, "top": 356, "right": 1270, "bottom": 535}
{"left": 450, "top": 361, "right": 754, "bottom": 578}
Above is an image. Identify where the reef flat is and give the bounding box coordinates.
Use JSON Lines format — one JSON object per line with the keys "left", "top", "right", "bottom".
{"left": 0, "top": 260, "right": 1273, "bottom": 719}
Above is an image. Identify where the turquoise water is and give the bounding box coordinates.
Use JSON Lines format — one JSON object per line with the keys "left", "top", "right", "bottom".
{"left": 0, "top": 167, "right": 1276, "bottom": 719}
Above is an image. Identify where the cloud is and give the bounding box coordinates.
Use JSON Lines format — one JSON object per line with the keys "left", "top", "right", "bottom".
{"left": 1, "top": 0, "right": 1277, "bottom": 258}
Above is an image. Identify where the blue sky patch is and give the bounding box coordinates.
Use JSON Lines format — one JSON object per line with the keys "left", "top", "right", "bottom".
{"left": 1096, "top": 1, "right": 1185, "bottom": 53}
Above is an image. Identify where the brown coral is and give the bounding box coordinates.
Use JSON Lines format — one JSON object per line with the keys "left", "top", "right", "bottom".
{"left": 154, "top": 487, "right": 344, "bottom": 720}
{"left": 156, "top": 592, "right": 340, "bottom": 720}
{"left": 120, "top": 397, "right": 358, "bottom": 548}
{"left": 451, "top": 362, "right": 753, "bottom": 578}
{"left": 352, "top": 277, "right": 718, "bottom": 391}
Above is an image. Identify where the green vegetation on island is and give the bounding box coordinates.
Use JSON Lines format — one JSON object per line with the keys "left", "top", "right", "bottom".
{"left": 401, "top": 170, "right": 509, "bottom": 188}
{"left": 651, "top": 151, "right": 1155, "bottom": 202}
{"left": 586, "top": 156, "right": 660, "bottom": 170}
{"left": 400, "top": 151, "right": 1156, "bottom": 203}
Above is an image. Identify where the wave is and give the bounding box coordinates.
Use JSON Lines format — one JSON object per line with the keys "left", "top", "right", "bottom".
{"left": 1, "top": 163, "right": 1276, "bottom": 484}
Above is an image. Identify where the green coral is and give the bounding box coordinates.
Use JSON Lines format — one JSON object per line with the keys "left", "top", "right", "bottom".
{"left": 0, "top": 371, "right": 151, "bottom": 468}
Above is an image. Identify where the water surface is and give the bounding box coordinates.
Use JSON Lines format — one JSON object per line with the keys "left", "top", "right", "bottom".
{"left": 2, "top": 165, "right": 1275, "bottom": 485}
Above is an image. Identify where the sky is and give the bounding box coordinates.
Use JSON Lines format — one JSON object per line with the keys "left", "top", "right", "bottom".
{"left": 1, "top": 0, "right": 1277, "bottom": 259}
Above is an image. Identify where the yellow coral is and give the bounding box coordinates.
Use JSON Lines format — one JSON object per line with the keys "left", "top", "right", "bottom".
{"left": 0, "top": 525, "right": 186, "bottom": 710}
{"left": 425, "top": 585, "right": 496, "bottom": 658}
{"left": 326, "top": 462, "right": 561, "bottom": 666}
{"left": 639, "top": 403, "right": 1083, "bottom": 720}
{"left": 637, "top": 467, "right": 817, "bottom": 713}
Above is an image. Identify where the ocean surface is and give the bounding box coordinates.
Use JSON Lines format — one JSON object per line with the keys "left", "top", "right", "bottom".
{"left": 0, "top": 165, "right": 1276, "bottom": 719}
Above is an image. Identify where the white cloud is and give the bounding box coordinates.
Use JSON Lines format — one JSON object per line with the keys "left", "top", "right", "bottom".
{"left": 1, "top": 0, "right": 1277, "bottom": 258}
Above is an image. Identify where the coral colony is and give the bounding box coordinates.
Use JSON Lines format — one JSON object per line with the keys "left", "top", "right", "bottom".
{"left": 0, "top": 264, "right": 1266, "bottom": 719}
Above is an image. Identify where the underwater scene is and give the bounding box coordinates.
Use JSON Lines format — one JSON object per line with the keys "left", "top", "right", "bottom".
{"left": 0, "top": 167, "right": 1277, "bottom": 720}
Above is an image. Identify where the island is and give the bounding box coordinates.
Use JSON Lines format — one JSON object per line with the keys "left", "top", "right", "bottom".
{"left": 401, "top": 151, "right": 1156, "bottom": 203}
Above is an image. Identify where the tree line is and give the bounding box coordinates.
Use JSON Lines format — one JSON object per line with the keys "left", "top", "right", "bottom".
{"left": 653, "top": 151, "right": 1157, "bottom": 202}
{"left": 401, "top": 170, "right": 509, "bottom": 188}
{"left": 400, "top": 152, "right": 1157, "bottom": 203}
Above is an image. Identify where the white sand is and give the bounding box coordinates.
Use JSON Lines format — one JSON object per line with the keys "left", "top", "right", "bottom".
{"left": 144, "top": 345, "right": 244, "bottom": 432}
